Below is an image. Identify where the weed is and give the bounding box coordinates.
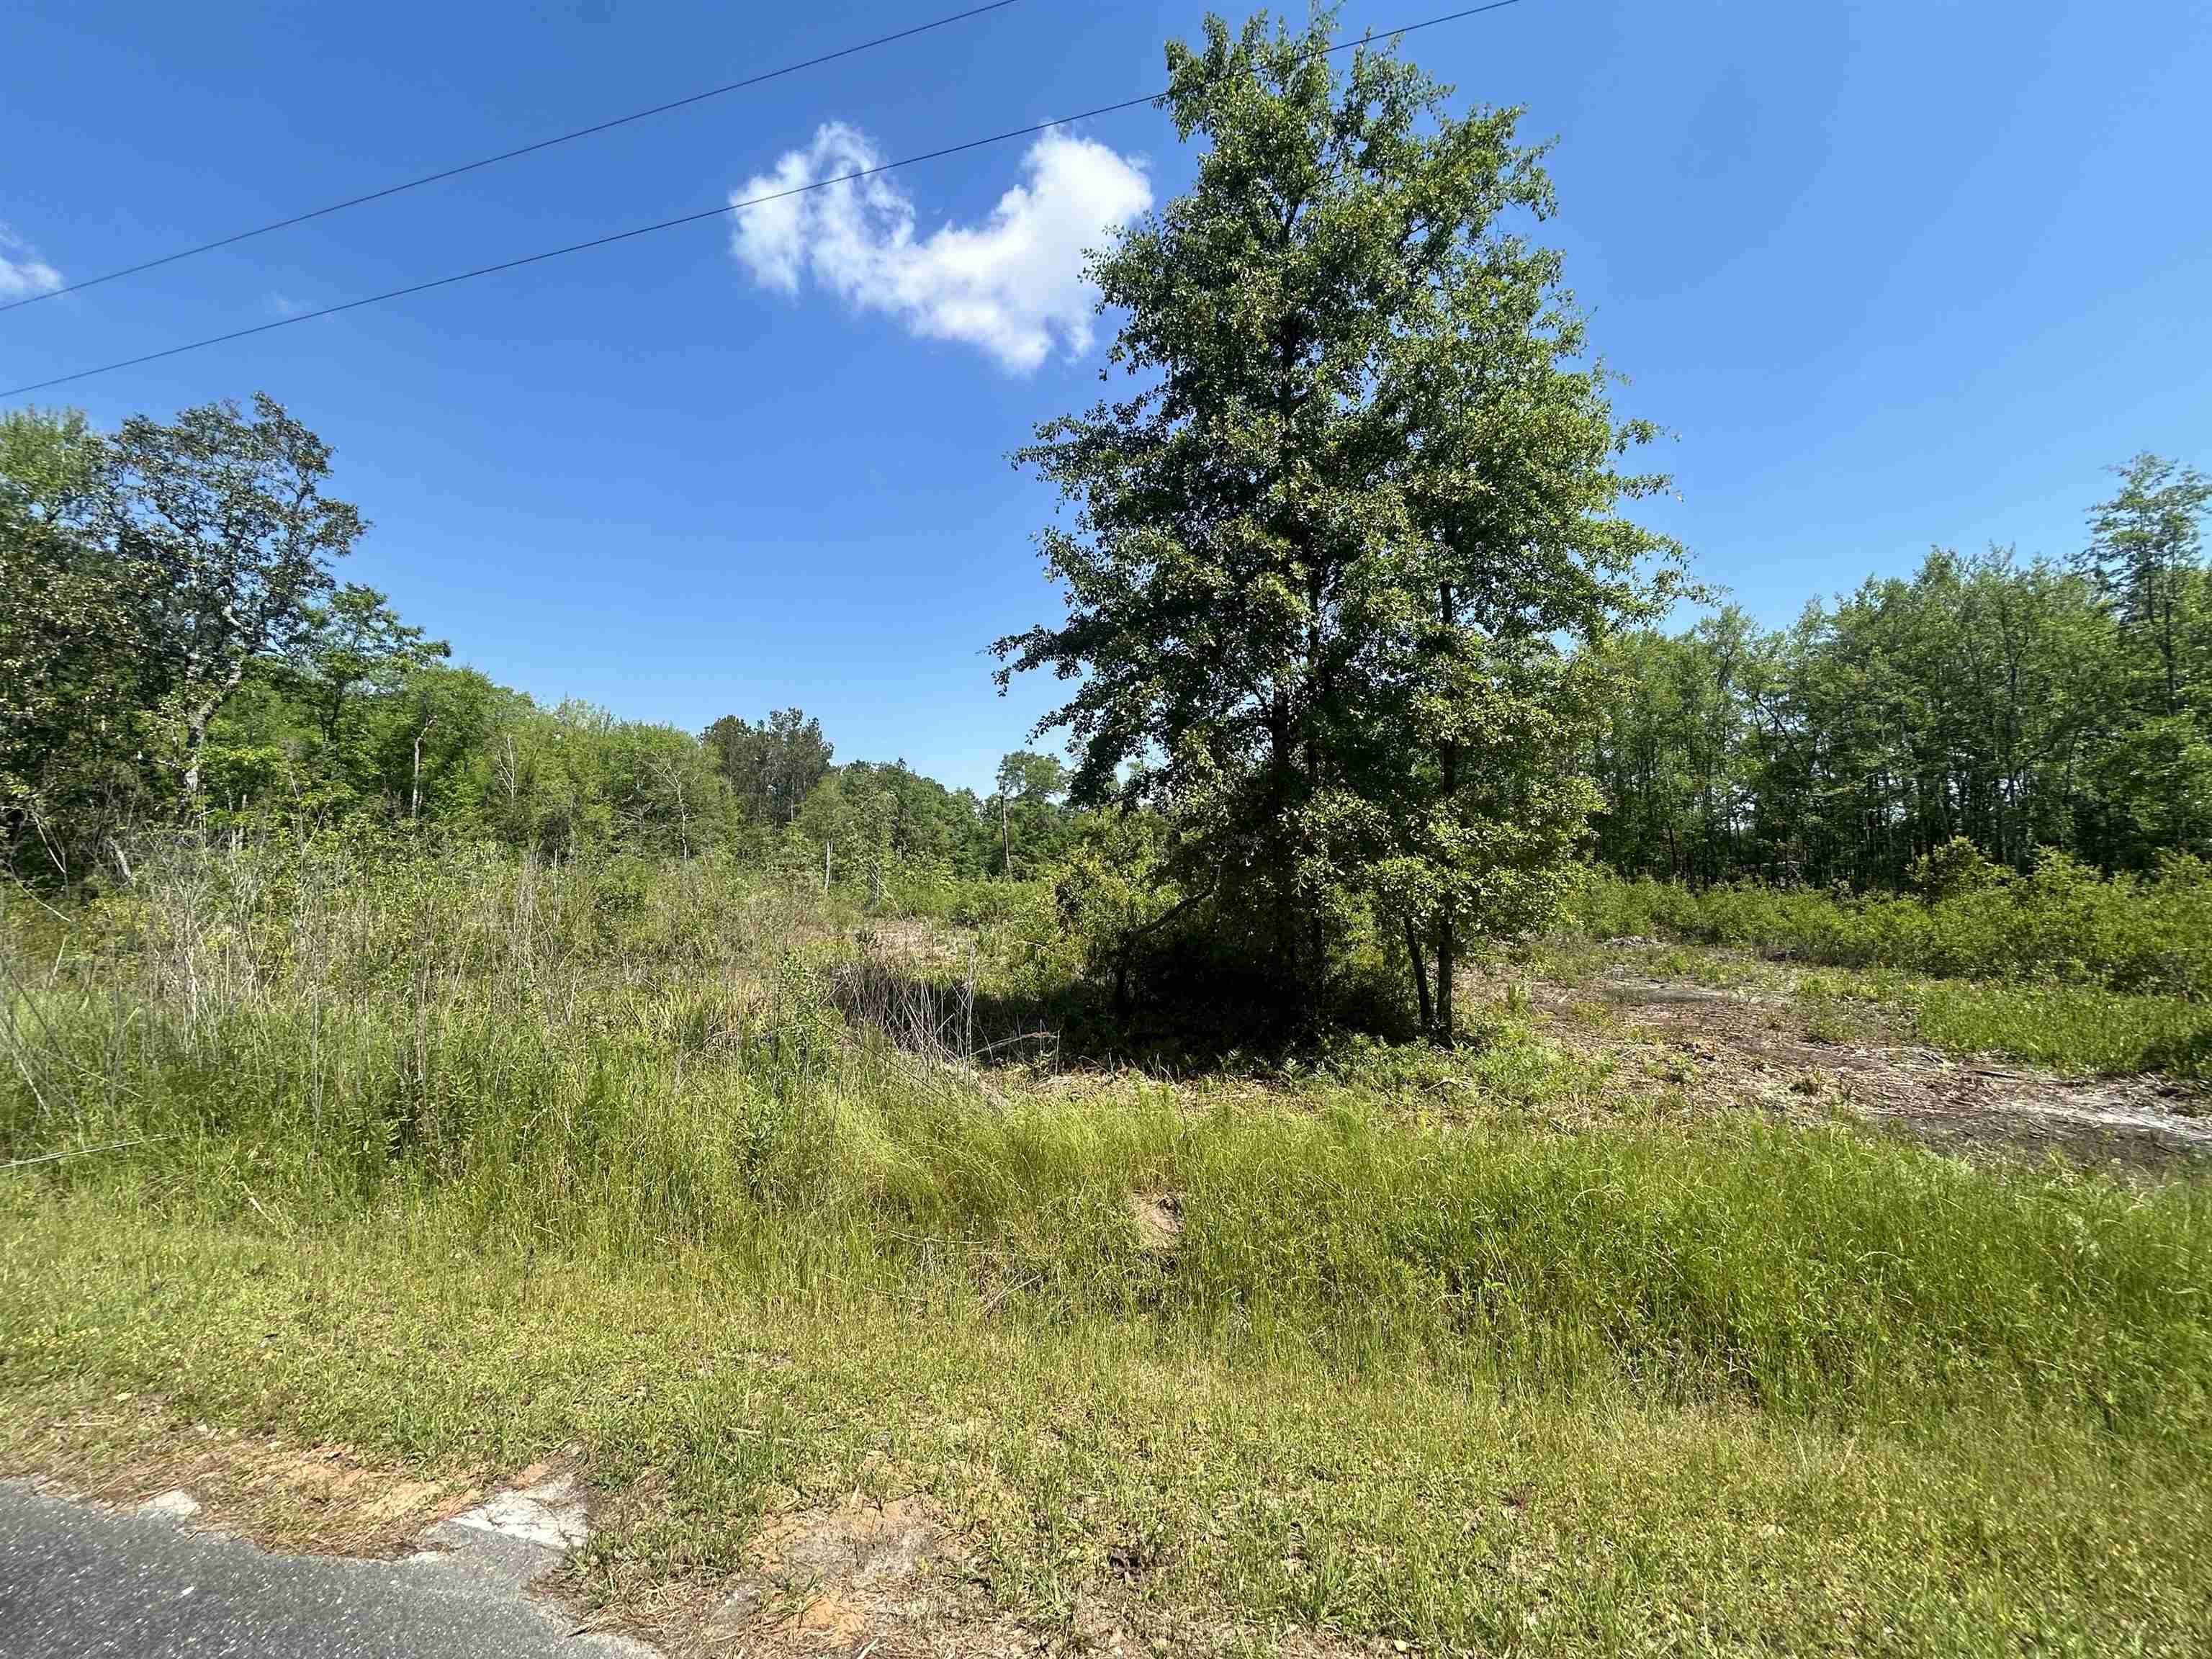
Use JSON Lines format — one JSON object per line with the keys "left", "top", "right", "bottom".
{"left": 5, "top": 842, "right": 2211, "bottom": 1653}
{"left": 1568, "top": 855, "right": 2212, "bottom": 998}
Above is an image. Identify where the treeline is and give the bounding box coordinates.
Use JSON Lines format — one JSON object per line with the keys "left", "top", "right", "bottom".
{"left": 0, "top": 398, "right": 1074, "bottom": 893}
{"left": 14, "top": 15, "right": 2208, "bottom": 1052}
{"left": 9, "top": 394, "right": 2206, "bottom": 927}
{"left": 1588, "top": 455, "right": 2212, "bottom": 889}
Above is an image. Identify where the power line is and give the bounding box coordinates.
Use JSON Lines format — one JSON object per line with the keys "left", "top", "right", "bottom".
{"left": 0, "top": 0, "right": 1024, "bottom": 315}
{"left": 1, "top": 2, "right": 1528, "bottom": 400}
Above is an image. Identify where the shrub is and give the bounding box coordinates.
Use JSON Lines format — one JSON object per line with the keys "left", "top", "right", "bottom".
{"left": 1568, "top": 853, "right": 2212, "bottom": 998}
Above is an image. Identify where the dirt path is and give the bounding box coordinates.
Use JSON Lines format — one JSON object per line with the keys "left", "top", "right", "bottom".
{"left": 1521, "top": 955, "right": 2211, "bottom": 1170}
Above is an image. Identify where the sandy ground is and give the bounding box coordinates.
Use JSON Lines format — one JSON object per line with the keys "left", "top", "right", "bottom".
{"left": 1516, "top": 945, "right": 2211, "bottom": 1172}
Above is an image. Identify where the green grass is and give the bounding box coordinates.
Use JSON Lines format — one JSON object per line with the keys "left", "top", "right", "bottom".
{"left": 1779, "top": 965, "right": 2212, "bottom": 1078}
{"left": 1887, "top": 979, "right": 2212, "bottom": 1079}
{"left": 6, "top": 842, "right": 2212, "bottom": 1653}
{"left": 1529, "top": 923, "right": 2212, "bottom": 1078}
{"left": 6, "top": 1185, "right": 2209, "bottom": 1656}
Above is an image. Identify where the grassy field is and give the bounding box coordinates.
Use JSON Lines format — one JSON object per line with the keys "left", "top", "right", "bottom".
{"left": 5, "top": 842, "right": 2211, "bottom": 1654}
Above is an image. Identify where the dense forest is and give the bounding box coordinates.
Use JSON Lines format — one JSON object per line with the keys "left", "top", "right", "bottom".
{"left": 1590, "top": 455, "right": 2212, "bottom": 888}
{"left": 4, "top": 395, "right": 2206, "bottom": 917}
{"left": 0, "top": 399, "right": 1076, "bottom": 898}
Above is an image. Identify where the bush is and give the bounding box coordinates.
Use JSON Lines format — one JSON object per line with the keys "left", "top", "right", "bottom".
{"left": 1911, "top": 835, "right": 2010, "bottom": 902}
{"left": 1568, "top": 853, "right": 2212, "bottom": 997}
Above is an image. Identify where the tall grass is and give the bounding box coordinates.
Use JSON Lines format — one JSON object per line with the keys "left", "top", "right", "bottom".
{"left": 1885, "top": 976, "right": 2212, "bottom": 1076}
{"left": 1568, "top": 857, "right": 2212, "bottom": 1074}
{"left": 6, "top": 836, "right": 2209, "bottom": 1434}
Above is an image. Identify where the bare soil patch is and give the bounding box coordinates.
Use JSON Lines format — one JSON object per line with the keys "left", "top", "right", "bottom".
{"left": 1519, "top": 953, "right": 2212, "bottom": 1171}
{"left": 625, "top": 1483, "right": 1367, "bottom": 1658}
{"left": 0, "top": 1383, "right": 487, "bottom": 1557}
{"left": 641, "top": 1491, "right": 1036, "bottom": 1658}
{"left": 1126, "top": 1190, "right": 1184, "bottom": 1252}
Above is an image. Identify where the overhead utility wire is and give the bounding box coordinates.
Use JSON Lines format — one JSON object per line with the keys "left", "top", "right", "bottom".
{"left": 0, "top": 0, "right": 1024, "bottom": 313}
{"left": 1, "top": 2, "right": 1527, "bottom": 399}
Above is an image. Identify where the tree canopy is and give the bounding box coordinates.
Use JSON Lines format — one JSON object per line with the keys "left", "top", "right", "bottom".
{"left": 1586, "top": 479, "right": 2212, "bottom": 890}
{"left": 4, "top": 0, "right": 2206, "bottom": 1048}
{"left": 995, "top": 5, "right": 1676, "bottom": 1030}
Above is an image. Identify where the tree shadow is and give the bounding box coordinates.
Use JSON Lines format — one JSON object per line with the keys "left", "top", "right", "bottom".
{"left": 831, "top": 943, "right": 1416, "bottom": 1079}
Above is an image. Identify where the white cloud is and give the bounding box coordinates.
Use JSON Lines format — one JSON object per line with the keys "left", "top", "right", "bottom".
{"left": 266, "top": 292, "right": 310, "bottom": 319}
{"left": 0, "top": 222, "right": 63, "bottom": 300}
{"left": 729, "top": 124, "right": 1151, "bottom": 373}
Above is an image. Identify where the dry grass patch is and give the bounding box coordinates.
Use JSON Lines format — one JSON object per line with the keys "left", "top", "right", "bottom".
{"left": 0, "top": 1377, "right": 486, "bottom": 1557}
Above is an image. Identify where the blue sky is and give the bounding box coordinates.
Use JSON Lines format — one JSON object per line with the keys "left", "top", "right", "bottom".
{"left": 4, "top": 0, "right": 2208, "bottom": 794}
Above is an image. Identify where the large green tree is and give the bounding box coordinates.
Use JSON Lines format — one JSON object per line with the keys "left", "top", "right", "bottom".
{"left": 2081, "top": 454, "right": 2211, "bottom": 719}
{"left": 701, "top": 708, "right": 834, "bottom": 827}
{"left": 1357, "top": 117, "right": 1678, "bottom": 1033}
{"left": 996, "top": 7, "right": 1674, "bottom": 1028}
{"left": 0, "top": 408, "right": 163, "bottom": 876}
{"left": 2078, "top": 454, "right": 2212, "bottom": 858}
{"left": 298, "top": 583, "right": 450, "bottom": 747}
{"left": 992, "top": 750, "right": 1071, "bottom": 878}
{"left": 102, "top": 393, "right": 367, "bottom": 803}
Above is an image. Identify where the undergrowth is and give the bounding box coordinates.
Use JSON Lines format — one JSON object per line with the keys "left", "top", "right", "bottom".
{"left": 1570, "top": 848, "right": 2212, "bottom": 997}
{"left": 5, "top": 838, "right": 2211, "bottom": 1653}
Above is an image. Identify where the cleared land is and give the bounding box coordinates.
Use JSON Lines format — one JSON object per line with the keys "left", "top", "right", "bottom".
{"left": 4, "top": 856, "right": 2209, "bottom": 1656}
{"left": 1510, "top": 938, "right": 2211, "bottom": 1169}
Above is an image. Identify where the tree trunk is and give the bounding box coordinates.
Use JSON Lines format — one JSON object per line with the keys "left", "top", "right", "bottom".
{"left": 410, "top": 711, "right": 437, "bottom": 822}
{"left": 1404, "top": 916, "right": 1433, "bottom": 1030}
{"left": 179, "top": 656, "right": 250, "bottom": 809}
{"left": 1437, "top": 910, "right": 1457, "bottom": 1046}
{"left": 2161, "top": 587, "right": 2178, "bottom": 716}
{"left": 1437, "top": 580, "right": 1460, "bottom": 1046}
{"left": 181, "top": 707, "right": 211, "bottom": 804}
{"left": 1267, "top": 686, "right": 1298, "bottom": 995}
{"left": 1303, "top": 566, "right": 1330, "bottom": 1020}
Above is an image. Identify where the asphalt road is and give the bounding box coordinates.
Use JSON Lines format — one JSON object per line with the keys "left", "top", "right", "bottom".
{"left": 0, "top": 1480, "right": 652, "bottom": 1658}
